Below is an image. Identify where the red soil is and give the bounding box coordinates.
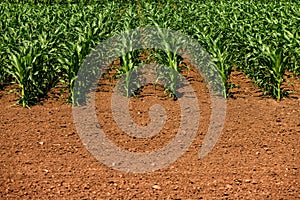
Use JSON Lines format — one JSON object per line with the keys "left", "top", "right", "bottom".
{"left": 0, "top": 69, "right": 299, "bottom": 199}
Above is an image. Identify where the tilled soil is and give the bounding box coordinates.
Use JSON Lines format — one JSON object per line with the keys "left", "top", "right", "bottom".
{"left": 0, "top": 70, "right": 299, "bottom": 199}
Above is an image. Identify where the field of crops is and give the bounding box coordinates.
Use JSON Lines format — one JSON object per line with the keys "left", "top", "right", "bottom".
{"left": 1, "top": 0, "right": 299, "bottom": 107}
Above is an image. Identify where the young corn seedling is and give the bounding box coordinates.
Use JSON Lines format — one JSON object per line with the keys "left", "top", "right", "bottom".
{"left": 195, "top": 30, "right": 233, "bottom": 98}
{"left": 111, "top": 18, "right": 144, "bottom": 98}
{"left": 151, "top": 48, "right": 185, "bottom": 99}
{"left": 57, "top": 33, "right": 94, "bottom": 103}
{"left": 148, "top": 25, "right": 187, "bottom": 99}
{"left": 114, "top": 33, "right": 142, "bottom": 98}
{"left": 5, "top": 38, "right": 57, "bottom": 107}
{"left": 283, "top": 27, "right": 300, "bottom": 76}
{"left": 0, "top": 42, "right": 8, "bottom": 88}
{"left": 207, "top": 35, "right": 233, "bottom": 98}
{"left": 256, "top": 45, "right": 289, "bottom": 100}
{"left": 115, "top": 51, "right": 142, "bottom": 97}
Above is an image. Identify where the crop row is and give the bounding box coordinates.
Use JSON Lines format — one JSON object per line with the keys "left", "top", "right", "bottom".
{"left": 0, "top": 0, "right": 299, "bottom": 107}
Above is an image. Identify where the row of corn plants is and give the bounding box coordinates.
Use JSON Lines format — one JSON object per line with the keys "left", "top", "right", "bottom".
{"left": 0, "top": 2, "right": 122, "bottom": 106}
{"left": 0, "top": 0, "right": 299, "bottom": 107}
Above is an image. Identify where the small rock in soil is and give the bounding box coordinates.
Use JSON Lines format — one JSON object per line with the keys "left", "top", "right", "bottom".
{"left": 152, "top": 185, "right": 161, "bottom": 190}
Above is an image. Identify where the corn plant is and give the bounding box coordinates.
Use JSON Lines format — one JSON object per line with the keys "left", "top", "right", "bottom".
{"left": 114, "top": 51, "right": 142, "bottom": 97}
{"left": 1, "top": 0, "right": 300, "bottom": 107}
{"left": 252, "top": 46, "right": 289, "bottom": 100}
{"left": 150, "top": 48, "right": 185, "bottom": 99}
{"left": 0, "top": 41, "right": 8, "bottom": 88}
{"left": 282, "top": 27, "right": 300, "bottom": 76}
{"left": 57, "top": 37, "right": 92, "bottom": 102}
{"left": 139, "top": 23, "right": 187, "bottom": 99}
{"left": 5, "top": 37, "right": 59, "bottom": 107}
{"left": 193, "top": 29, "right": 233, "bottom": 98}
{"left": 113, "top": 29, "right": 143, "bottom": 98}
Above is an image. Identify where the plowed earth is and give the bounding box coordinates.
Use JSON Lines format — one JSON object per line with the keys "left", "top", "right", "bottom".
{"left": 0, "top": 68, "right": 299, "bottom": 199}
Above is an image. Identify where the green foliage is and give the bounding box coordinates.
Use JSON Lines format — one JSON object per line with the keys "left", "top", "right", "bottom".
{"left": 0, "top": 0, "right": 299, "bottom": 107}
